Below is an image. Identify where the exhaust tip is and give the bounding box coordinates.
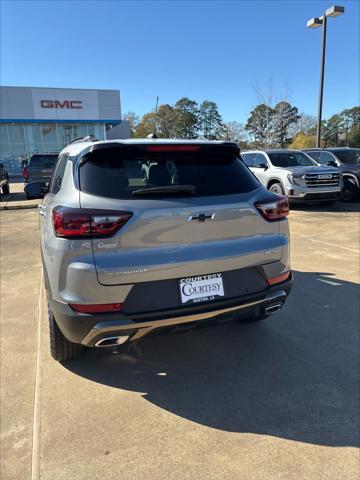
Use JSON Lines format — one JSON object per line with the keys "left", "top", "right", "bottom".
{"left": 265, "top": 303, "right": 283, "bottom": 315}
{"left": 95, "top": 335, "right": 130, "bottom": 347}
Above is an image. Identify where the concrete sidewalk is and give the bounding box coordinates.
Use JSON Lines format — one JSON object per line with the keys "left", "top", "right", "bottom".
{"left": 0, "top": 210, "right": 42, "bottom": 480}
{"left": 0, "top": 183, "right": 40, "bottom": 210}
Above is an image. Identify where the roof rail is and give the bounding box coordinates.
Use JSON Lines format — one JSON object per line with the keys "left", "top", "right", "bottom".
{"left": 68, "top": 135, "right": 98, "bottom": 145}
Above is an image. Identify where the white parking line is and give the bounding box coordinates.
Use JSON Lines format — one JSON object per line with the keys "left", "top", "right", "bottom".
{"left": 307, "top": 237, "right": 359, "bottom": 253}
{"left": 30, "top": 270, "right": 43, "bottom": 480}
{"left": 318, "top": 278, "right": 342, "bottom": 286}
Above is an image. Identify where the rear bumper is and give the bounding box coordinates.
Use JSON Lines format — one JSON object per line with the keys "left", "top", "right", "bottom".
{"left": 49, "top": 275, "right": 293, "bottom": 346}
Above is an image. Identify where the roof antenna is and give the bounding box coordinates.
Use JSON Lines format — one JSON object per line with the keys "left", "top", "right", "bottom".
{"left": 147, "top": 96, "right": 159, "bottom": 139}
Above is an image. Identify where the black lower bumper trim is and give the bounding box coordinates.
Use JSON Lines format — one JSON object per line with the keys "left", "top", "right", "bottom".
{"left": 49, "top": 276, "right": 293, "bottom": 346}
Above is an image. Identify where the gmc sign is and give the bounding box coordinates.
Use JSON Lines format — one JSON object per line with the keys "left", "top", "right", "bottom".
{"left": 40, "top": 100, "right": 83, "bottom": 109}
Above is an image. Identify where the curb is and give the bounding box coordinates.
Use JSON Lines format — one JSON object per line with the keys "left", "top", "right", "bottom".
{"left": 0, "top": 203, "right": 39, "bottom": 211}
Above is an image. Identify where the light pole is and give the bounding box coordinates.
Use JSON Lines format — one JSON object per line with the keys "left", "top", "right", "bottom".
{"left": 307, "top": 5, "right": 344, "bottom": 147}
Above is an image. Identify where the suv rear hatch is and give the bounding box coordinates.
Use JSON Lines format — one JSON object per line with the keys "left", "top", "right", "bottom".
{"left": 78, "top": 142, "right": 288, "bottom": 288}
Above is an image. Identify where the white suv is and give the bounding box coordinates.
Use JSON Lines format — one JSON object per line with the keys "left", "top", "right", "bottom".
{"left": 241, "top": 149, "right": 342, "bottom": 204}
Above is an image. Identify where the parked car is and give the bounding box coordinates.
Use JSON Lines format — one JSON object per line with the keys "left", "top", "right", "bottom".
{"left": 0, "top": 163, "right": 10, "bottom": 195}
{"left": 37, "top": 137, "right": 293, "bottom": 361}
{"left": 303, "top": 148, "right": 360, "bottom": 202}
{"left": 24, "top": 153, "right": 58, "bottom": 198}
{"left": 241, "top": 149, "right": 342, "bottom": 204}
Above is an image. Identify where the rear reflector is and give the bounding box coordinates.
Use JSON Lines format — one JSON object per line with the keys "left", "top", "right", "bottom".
{"left": 255, "top": 196, "right": 289, "bottom": 221}
{"left": 52, "top": 206, "right": 132, "bottom": 238}
{"left": 69, "top": 303, "right": 123, "bottom": 313}
{"left": 267, "top": 271, "right": 291, "bottom": 286}
{"left": 145, "top": 145, "right": 201, "bottom": 152}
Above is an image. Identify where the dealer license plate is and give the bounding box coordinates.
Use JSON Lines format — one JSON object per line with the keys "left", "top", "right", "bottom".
{"left": 179, "top": 273, "right": 225, "bottom": 305}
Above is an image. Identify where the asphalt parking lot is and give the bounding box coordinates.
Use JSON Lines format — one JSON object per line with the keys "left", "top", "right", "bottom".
{"left": 1, "top": 203, "right": 359, "bottom": 480}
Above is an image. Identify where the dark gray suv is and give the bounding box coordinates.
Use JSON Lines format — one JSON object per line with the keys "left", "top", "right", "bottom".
{"left": 38, "top": 138, "right": 293, "bottom": 361}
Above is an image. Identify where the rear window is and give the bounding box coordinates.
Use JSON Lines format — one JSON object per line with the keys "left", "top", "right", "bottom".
{"left": 79, "top": 145, "right": 259, "bottom": 199}
{"left": 268, "top": 151, "right": 316, "bottom": 168}
{"left": 29, "top": 155, "right": 58, "bottom": 168}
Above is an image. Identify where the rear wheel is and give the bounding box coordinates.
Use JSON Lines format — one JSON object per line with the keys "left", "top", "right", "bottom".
{"left": 268, "top": 182, "right": 284, "bottom": 195}
{"left": 48, "top": 309, "right": 85, "bottom": 361}
{"left": 342, "top": 178, "right": 359, "bottom": 202}
{"left": 2, "top": 183, "right": 9, "bottom": 195}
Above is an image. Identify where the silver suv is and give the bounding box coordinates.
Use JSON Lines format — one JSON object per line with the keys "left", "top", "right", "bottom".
{"left": 38, "top": 138, "right": 293, "bottom": 361}
{"left": 241, "top": 149, "right": 342, "bottom": 204}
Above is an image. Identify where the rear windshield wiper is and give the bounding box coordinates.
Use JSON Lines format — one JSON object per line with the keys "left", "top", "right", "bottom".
{"left": 132, "top": 185, "right": 196, "bottom": 196}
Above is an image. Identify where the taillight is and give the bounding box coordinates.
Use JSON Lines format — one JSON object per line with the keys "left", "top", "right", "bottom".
{"left": 69, "top": 303, "right": 123, "bottom": 313}
{"left": 145, "top": 145, "right": 201, "bottom": 152}
{"left": 23, "top": 167, "right": 29, "bottom": 180}
{"left": 267, "top": 271, "right": 291, "bottom": 285}
{"left": 255, "top": 196, "right": 289, "bottom": 221}
{"left": 52, "top": 206, "right": 132, "bottom": 238}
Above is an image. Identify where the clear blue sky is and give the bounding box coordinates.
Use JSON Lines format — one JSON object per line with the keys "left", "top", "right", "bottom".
{"left": 1, "top": 0, "right": 359, "bottom": 122}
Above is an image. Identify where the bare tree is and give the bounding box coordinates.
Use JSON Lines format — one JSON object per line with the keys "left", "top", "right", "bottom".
{"left": 122, "top": 111, "right": 140, "bottom": 137}
{"left": 249, "top": 79, "right": 299, "bottom": 147}
{"left": 221, "top": 121, "right": 247, "bottom": 144}
{"left": 253, "top": 78, "right": 291, "bottom": 108}
{"left": 252, "top": 80, "right": 278, "bottom": 147}
{"left": 288, "top": 114, "right": 317, "bottom": 137}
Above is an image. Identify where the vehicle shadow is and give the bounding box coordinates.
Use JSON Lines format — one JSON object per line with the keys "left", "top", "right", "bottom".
{"left": 64, "top": 270, "right": 359, "bottom": 447}
{"left": 290, "top": 201, "right": 360, "bottom": 213}
{"left": 0, "top": 191, "right": 27, "bottom": 202}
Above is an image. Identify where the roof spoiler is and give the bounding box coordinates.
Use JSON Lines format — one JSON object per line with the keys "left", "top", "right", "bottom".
{"left": 79, "top": 141, "right": 240, "bottom": 166}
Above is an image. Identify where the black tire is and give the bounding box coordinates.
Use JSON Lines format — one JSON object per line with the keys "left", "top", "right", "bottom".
{"left": 48, "top": 309, "right": 84, "bottom": 361}
{"left": 342, "top": 178, "right": 359, "bottom": 203}
{"left": 2, "top": 183, "right": 9, "bottom": 195}
{"left": 268, "top": 182, "right": 284, "bottom": 195}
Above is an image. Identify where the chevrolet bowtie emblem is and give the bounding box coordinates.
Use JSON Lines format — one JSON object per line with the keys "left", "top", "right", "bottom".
{"left": 188, "top": 213, "right": 216, "bottom": 222}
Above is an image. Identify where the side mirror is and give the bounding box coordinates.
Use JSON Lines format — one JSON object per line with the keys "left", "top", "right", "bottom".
{"left": 24, "top": 181, "right": 48, "bottom": 198}
{"left": 328, "top": 160, "right": 337, "bottom": 167}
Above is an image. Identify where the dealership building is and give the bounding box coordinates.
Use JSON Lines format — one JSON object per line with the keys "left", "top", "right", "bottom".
{"left": 0, "top": 86, "right": 130, "bottom": 174}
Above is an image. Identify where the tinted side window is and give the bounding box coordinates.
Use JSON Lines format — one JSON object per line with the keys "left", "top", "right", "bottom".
{"left": 253, "top": 153, "right": 267, "bottom": 167}
{"left": 319, "top": 151, "right": 336, "bottom": 165}
{"left": 306, "top": 151, "right": 320, "bottom": 160}
{"left": 50, "top": 155, "right": 68, "bottom": 194}
{"left": 241, "top": 153, "right": 255, "bottom": 167}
